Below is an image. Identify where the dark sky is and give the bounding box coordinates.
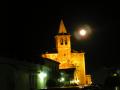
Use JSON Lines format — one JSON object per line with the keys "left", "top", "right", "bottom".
{"left": 2, "top": 1, "right": 120, "bottom": 73}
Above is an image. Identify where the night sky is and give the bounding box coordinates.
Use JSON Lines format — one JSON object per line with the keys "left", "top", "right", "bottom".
{"left": 2, "top": 1, "right": 120, "bottom": 77}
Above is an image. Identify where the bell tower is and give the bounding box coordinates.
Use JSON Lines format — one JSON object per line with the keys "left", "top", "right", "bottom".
{"left": 55, "top": 20, "right": 72, "bottom": 69}
{"left": 55, "top": 20, "right": 71, "bottom": 53}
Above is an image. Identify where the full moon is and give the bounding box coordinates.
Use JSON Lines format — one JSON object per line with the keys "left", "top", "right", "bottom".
{"left": 79, "top": 29, "right": 87, "bottom": 36}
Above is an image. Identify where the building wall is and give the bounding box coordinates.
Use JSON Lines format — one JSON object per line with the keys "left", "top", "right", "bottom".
{"left": 36, "top": 58, "right": 60, "bottom": 89}
{"left": 42, "top": 53, "right": 58, "bottom": 61}
{"left": 71, "top": 53, "right": 86, "bottom": 85}
{"left": 42, "top": 52, "right": 91, "bottom": 85}
{"left": 0, "top": 63, "right": 31, "bottom": 90}
{"left": 0, "top": 64, "right": 15, "bottom": 90}
{"left": 86, "top": 75, "right": 92, "bottom": 85}
{"left": 14, "top": 71, "right": 30, "bottom": 90}
{"left": 0, "top": 57, "right": 60, "bottom": 90}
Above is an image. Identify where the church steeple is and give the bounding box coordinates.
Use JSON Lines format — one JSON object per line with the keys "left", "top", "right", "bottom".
{"left": 58, "top": 20, "right": 67, "bottom": 34}
{"left": 55, "top": 20, "right": 71, "bottom": 53}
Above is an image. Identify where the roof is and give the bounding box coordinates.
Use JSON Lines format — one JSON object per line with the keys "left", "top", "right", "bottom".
{"left": 58, "top": 19, "right": 67, "bottom": 34}
{"left": 37, "top": 57, "right": 60, "bottom": 64}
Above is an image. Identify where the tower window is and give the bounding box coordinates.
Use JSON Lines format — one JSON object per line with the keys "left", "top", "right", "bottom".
{"left": 60, "top": 39, "right": 63, "bottom": 45}
{"left": 65, "top": 38, "right": 67, "bottom": 45}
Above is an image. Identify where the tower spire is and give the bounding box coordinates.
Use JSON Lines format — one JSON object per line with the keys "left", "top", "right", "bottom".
{"left": 58, "top": 20, "right": 67, "bottom": 34}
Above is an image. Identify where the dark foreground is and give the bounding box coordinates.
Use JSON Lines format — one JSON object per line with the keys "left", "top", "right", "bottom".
{"left": 41, "top": 86, "right": 101, "bottom": 90}
{"left": 40, "top": 86, "right": 120, "bottom": 90}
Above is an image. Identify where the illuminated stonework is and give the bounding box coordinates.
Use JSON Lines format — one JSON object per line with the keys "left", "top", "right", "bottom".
{"left": 41, "top": 20, "right": 92, "bottom": 86}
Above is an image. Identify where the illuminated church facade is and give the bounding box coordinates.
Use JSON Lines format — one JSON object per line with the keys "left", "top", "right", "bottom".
{"left": 42, "top": 20, "right": 92, "bottom": 86}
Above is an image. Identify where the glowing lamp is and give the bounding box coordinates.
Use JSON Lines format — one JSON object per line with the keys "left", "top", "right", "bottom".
{"left": 38, "top": 72, "right": 47, "bottom": 79}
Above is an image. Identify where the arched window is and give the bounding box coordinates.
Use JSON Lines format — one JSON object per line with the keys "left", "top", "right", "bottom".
{"left": 65, "top": 38, "right": 67, "bottom": 45}
{"left": 60, "top": 38, "right": 63, "bottom": 45}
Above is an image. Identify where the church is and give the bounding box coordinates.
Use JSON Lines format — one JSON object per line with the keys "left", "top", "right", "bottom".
{"left": 41, "top": 20, "right": 92, "bottom": 86}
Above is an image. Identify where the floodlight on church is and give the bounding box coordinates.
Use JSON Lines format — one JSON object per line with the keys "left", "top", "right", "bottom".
{"left": 37, "top": 71, "right": 48, "bottom": 89}
{"left": 113, "top": 73, "right": 117, "bottom": 76}
{"left": 60, "top": 77, "right": 65, "bottom": 82}
{"left": 38, "top": 71, "right": 47, "bottom": 80}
